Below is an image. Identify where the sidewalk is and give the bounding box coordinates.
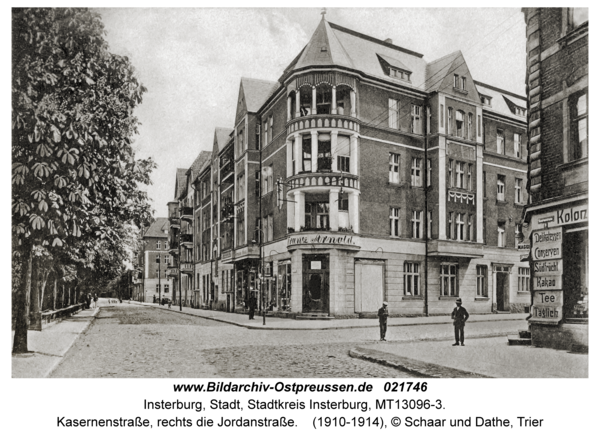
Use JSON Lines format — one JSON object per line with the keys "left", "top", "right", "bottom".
{"left": 11, "top": 300, "right": 135, "bottom": 378}
{"left": 349, "top": 336, "right": 588, "bottom": 378}
{"left": 137, "top": 301, "right": 527, "bottom": 330}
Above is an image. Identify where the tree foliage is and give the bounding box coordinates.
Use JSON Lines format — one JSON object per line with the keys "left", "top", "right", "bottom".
{"left": 12, "top": 8, "right": 155, "bottom": 352}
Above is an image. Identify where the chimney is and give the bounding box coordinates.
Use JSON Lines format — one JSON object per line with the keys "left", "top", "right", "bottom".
{"left": 384, "top": 38, "right": 393, "bottom": 44}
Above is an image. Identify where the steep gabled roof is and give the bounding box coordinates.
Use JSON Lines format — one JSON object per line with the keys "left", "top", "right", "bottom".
{"left": 143, "top": 218, "right": 169, "bottom": 239}
{"left": 240, "top": 78, "right": 279, "bottom": 113}
{"left": 174, "top": 168, "right": 187, "bottom": 199}
{"left": 425, "top": 51, "right": 461, "bottom": 92}
{"left": 188, "top": 150, "right": 212, "bottom": 179}
{"left": 215, "top": 127, "right": 232, "bottom": 151}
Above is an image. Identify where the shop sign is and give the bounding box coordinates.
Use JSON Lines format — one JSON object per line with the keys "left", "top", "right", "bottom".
{"left": 532, "top": 275, "right": 562, "bottom": 291}
{"left": 533, "top": 260, "right": 562, "bottom": 276}
{"left": 532, "top": 204, "right": 588, "bottom": 229}
{"left": 530, "top": 305, "right": 562, "bottom": 322}
{"left": 533, "top": 291, "right": 563, "bottom": 306}
{"left": 531, "top": 228, "right": 562, "bottom": 261}
{"left": 287, "top": 233, "right": 358, "bottom": 247}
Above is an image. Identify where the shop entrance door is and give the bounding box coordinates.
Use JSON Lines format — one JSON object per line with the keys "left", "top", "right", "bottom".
{"left": 355, "top": 260, "right": 384, "bottom": 313}
{"left": 496, "top": 272, "right": 509, "bottom": 312}
{"left": 302, "top": 254, "right": 329, "bottom": 313}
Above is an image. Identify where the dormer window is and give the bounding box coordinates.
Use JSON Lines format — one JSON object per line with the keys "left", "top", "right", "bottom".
{"left": 390, "top": 67, "right": 410, "bottom": 82}
{"left": 480, "top": 95, "right": 492, "bottom": 106}
{"left": 377, "top": 54, "right": 412, "bottom": 83}
{"left": 514, "top": 106, "right": 526, "bottom": 117}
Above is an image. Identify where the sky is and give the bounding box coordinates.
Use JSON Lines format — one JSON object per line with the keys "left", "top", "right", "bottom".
{"left": 96, "top": 7, "right": 527, "bottom": 218}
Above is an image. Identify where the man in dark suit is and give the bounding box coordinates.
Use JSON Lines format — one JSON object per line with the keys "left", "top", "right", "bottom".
{"left": 451, "top": 298, "right": 469, "bottom": 346}
{"left": 377, "top": 301, "right": 389, "bottom": 341}
{"left": 248, "top": 292, "right": 257, "bottom": 320}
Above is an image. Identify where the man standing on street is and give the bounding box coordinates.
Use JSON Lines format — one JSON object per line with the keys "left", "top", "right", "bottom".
{"left": 248, "top": 292, "right": 257, "bottom": 320}
{"left": 451, "top": 298, "right": 469, "bottom": 346}
{"left": 378, "top": 301, "right": 389, "bottom": 341}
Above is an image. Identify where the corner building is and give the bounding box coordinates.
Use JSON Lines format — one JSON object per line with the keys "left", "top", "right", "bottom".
{"left": 193, "top": 16, "right": 531, "bottom": 318}
{"left": 522, "top": 8, "right": 588, "bottom": 350}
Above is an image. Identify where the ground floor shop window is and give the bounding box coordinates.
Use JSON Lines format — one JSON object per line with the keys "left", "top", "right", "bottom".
{"left": 563, "top": 229, "right": 588, "bottom": 320}
{"left": 440, "top": 264, "right": 458, "bottom": 296}
{"left": 277, "top": 261, "right": 292, "bottom": 311}
{"left": 404, "top": 262, "right": 420, "bottom": 295}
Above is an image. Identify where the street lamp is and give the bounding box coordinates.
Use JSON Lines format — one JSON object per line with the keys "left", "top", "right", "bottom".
{"left": 252, "top": 228, "right": 266, "bottom": 327}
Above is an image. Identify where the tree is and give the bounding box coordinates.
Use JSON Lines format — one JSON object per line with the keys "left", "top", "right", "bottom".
{"left": 12, "top": 8, "right": 155, "bottom": 353}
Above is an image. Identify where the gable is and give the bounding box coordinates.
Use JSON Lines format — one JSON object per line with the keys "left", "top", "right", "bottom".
{"left": 439, "top": 53, "right": 480, "bottom": 104}
{"left": 235, "top": 83, "right": 247, "bottom": 125}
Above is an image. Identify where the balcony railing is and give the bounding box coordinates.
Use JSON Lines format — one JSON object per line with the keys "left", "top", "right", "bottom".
{"left": 179, "top": 206, "right": 193, "bottom": 221}
{"left": 286, "top": 172, "right": 359, "bottom": 191}
{"left": 180, "top": 262, "right": 193, "bottom": 273}
{"left": 287, "top": 114, "right": 360, "bottom": 137}
{"left": 180, "top": 233, "right": 193, "bottom": 244}
{"left": 169, "top": 216, "right": 180, "bottom": 228}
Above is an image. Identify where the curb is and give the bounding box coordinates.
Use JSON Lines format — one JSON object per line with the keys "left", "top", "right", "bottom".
{"left": 140, "top": 303, "right": 526, "bottom": 331}
{"left": 43, "top": 307, "right": 100, "bottom": 378}
{"left": 349, "top": 346, "right": 491, "bottom": 378}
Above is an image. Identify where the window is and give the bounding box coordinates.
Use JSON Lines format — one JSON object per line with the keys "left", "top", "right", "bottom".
{"left": 411, "top": 210, "right": 422, "bottom": 238}
{"left": 411, "top": 157, "right": 422, "bottom": 186}
{"left": 448, "top": 212, "right": 454, "bottom": 239}
{"left": 389, "top": 153, "right": 400, "bottom": 184}
{"left": 338, "top": 193, "right": 348, "bottom": 211}
{"left": 455, "top": 162, "right": 464, "bottom": 189}
{"left": 156, "top": 284, "right": 160, "bottom": 294}
{"left": 427, "top": 159, "right": 432, "bottom": 187}
{"left": 468, "top": 113, "right": 473, "bottom": 140}
{"left": 317, "top": 134, "right": 332, "bottom": 171}
{"left": 456, "top": 111, "right": 464, "bottom": 137}
{"left": 304, "top": 204, "right": 312, "bottom": 229}
{"left": 238, "top": 128, "right": 245, "bottom": 155}
{"left": 497, "top": 175, "right": 505, "bottom": 201}
{"left": 427, "top": 106, "right": 431, "bottom": 134}
{"left": 440, "top": 104, "right": 444, "bottom": 128}
{"left": 448, "top": 159, "right": 454, "bottom": 188}
{"left": 316, "top": 202, "right": 329, "bottom": 229}
{"left": 456, "top": 213, "right": 465, "bottom": 241}
{"left": 164, "top": 284, "right": 169, "bottom": 294}
{"left": 496, "top": 129, "right": 505, "bottom": 154}
{"left": 337, "top": 135, "right": 350, "bottom": 172}
{"left": 316, "top": 85, "right": 332, "bottom": 114}
{"left": 390, "top": 207, "right": 400, "bottom": 237}
{"left": 518, "top": 267, "right": 530, "bottom": 292}
{"left": 447, "top": 107, "right": 453, "bottom": 135}
{"left": 454, "top": 74, "right": 459, "bottom": 88}
{"left": 237, "top": 174, "right": 246, "bottom": 201}
{"left": 440, "top": 264, "right": 458, "bottom": 296}
{"left": 461, "top": 76, "right": 467, "bottom": 90}
{"left": 467, "top": 214, "right": 473, "bottom": 241}
{"left": 467, "top": 164, "right": 473, "bottom": 191}
{"left": 514, "top": 133, "right": 521, "bottom": 158}
{"left": 404, "top": 262, "right": 420, "bottom": 296}
{"left": 302, "top": 136, "right": 312, "bottom": 172}
{"left": 497, "top": 222, "right": 506, "bottom": 247}
{"left": 389, "top": 98, "right": 400, "bottom": 129}
{"left": 165, "top": 255, "right": 169, "bottom": 264}
{"left": 390, "top": 68, "right": 409, "bottom": 81}
{"left": 483, "top": 171, "right": 487, "bottom": 197}
{"left": 515, "top": 178, "right": 523, "bottom": 204}
{"left": 427, "top": 210, "right": 432, "bottom": 239}
{"left": 263, "top": 120, "right": 268, "bottom": 147}
{"left": 268, "top": 115, "right": 273, "bottom": 143}
{"left": 476, "top": 266, "right": 488, "bottom": 297}
{"left": 477, "top": 115, "right": 482, "bottom": 138}
{"left": 268, "top": 165, "right": 273, "bottom": 192}
{"left": 411, "top": 105, "right": 422, "bottom": 134}
{"left": 156, "top": 241, "right": 161, "bottom": 250}
{"left": 570, "top": 91, "right": 588, "bottom": 160}
{"left": 155, "top": 254, "right": 160, "bottom": 263}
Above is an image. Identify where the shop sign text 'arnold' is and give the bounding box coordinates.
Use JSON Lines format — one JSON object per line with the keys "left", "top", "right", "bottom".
{"left": 288, "top": 233, "right": 358, "bottom": 247}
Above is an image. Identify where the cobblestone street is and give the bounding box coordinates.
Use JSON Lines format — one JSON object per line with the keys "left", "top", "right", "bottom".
{"left": 50, "top": 306, "right": 415, "bottom": 378}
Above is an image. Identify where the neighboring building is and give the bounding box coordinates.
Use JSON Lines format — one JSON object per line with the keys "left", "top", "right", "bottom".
{"left": 138, "top": 218, "right": 172, "bottom": 303}
{"left": 172, "top": 14, "right": 530, "bottom": 317}
{"left": 522, "top": 8, "right": 588, "bottom": 350}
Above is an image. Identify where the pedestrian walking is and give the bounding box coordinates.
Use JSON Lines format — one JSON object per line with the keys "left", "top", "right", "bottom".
{"left": 377, "top": 301, "right": 389, "bottom": 341}
{"left": 451, "top": 298, "right": 469, "bottom": 346}
{"left": 93, "top": 293, "right": 98, "bottom": 308}
{"left": 248, "top": 292, "right": 257, "bottom": 320}
{"left": 168, "top": 298, "right": 171, "bottom": 309}
{"left": 86, "top": 293, "right": 92, "bottom": 309}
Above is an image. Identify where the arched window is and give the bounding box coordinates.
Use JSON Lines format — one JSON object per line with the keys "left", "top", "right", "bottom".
{"left": 456, "top": 111, "right": 464, "bottom": 138}
{"left": 316, "top": 84, "right": 332, "bottom": 114}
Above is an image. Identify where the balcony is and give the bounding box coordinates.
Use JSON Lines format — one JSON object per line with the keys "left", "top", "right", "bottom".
{"left": 166, "top": 268, "right": 178, "bottom": 277}
{"left": 287, "top": 113, "right": 360, "bottom": 137}
{"left": 180, "top": 262, "right": 193, "bottom": 274}
{"left": 169, "top": 216, "right": 180, "bottom": 228}
{"left": 180, "top": 232, "right": 193, "bottom": 247}
{"left": 179, "top": 206, "right": 193, "bottom": 222}
{"left": 220, "top": 160, "right": 234, "bottom": 181}
{"left": 286, "top": 172, "right": 359, "bottom": 191}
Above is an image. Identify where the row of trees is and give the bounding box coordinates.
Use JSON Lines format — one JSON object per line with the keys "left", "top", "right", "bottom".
{"left": 12, "top": 8, "right": 155, "bottom": 353}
